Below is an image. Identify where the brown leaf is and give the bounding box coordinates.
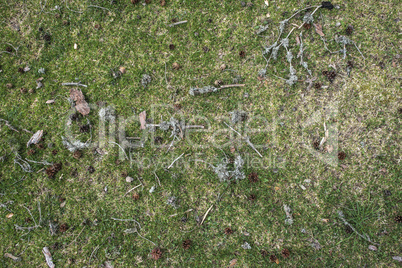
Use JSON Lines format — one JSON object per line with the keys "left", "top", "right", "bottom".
{"left": 296, "top": 35, "right": 300, "bottom": 45}
{"left": 313, "top": 23, "right": 325, "bottom": 37}
{"left": 70, "top": 89, "right": 90, "bottom": 116}
{"left": 139, "top": 111, "right": 147, "bottom": 130}
{"left": 27, "top": 130, "right": 44, "bottom": 147}
{"left": 229, "top": 259, "right": 237, "bottom": 267}
{"left": 75, "top": 102, "right": 90, "bottom": 116}
{"left": 230, "top": 146, "right": 235, "bottom": 153}
{"left": 6, "top": 213, "right": 14, "bottom": 218}
{"left": 69, "top": 89, "right": 85, "bottom": 102}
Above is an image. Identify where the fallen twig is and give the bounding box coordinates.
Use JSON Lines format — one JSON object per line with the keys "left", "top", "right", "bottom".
{"left": 219, "top": 84, "right": 245, "bottom": 90}
{"left": 200, "top": 205, "right": 213, "bottom": 225}
{"left": 154, "top": 172, "right": 161, "bottom": 187}
{"left": 123, "top": 184, "right": 142, "bottom": 197}
{"left": 109, "top": 141, "right": 128, "bottom": 160}
{"left": 0, "top": 118, "right": 19, "bottom": 132}
{"left": 61, "top": 82, "right": 87, "bottom": 87}
{"left": 4, "top": 253, "right": 21, "bottom": 261}
{"left": 338, "top": 210, "right": 379, "bottom": 245}
{"left": 167, "top": 153, "right": 184, "bottom": 169}
{"left": 42, "top": 247, "right": 55, "bottom": 268}
{"left": 224, "top": 122, "right": 263, "bottom": 157}
{"left": 111, "top": 217, "right": 141, "bottom": 229}
{"left": 87, "top": 5, "right": 111, "bottom": 12}
{"left": 168, "top": 20, "right": 187, "bottom": 27}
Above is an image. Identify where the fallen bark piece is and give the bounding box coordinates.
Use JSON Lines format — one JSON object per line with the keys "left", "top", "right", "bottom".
{"left": 46, "top": 100, "right": 55, "bottom": 104}
{"left": 139, "top": 111, "right": 147, "bottom": 130}
{"left": 314, "top": 23, "right": 325, "bottom": 37}
{"left": 27, "top": 130, "right": 43, "bottom": 147}
{"left": 4, "top": 253, "right": 21, "bottom": 261}
{"left": 70, "top": 89, "right": 90, "bottom": 116}
{"left": 42, "top": 247, "right": 55, "bottom": 268}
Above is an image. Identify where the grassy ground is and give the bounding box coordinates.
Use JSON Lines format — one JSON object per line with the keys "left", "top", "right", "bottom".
{"left": 0, "top": 0, "right": 401, "bottom": 267}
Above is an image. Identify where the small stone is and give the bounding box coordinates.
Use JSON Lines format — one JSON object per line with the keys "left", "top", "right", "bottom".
{"left": 335, "top": 22, "right": 341, "bottom": 27}
{"left": 126, "top": 176, "right": 134, "bottom": 183}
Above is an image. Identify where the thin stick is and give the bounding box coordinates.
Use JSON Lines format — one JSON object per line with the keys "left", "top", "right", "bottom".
{"left": 111, "top": 217, "right": 141, "bottom": 229}
{"left": 4, "top": 43, "right": 19, "bottom": 56}
{"left": 168, "top": 20, "right": 187, "bottom": 27}
{"left": 89, "top": 245, "right": 100, "bottom": 264}
{"left": 65, "top": 1, "right": 83, "bottom": 14}
{"left": 219, "top": 84, "right": 245, "bottom": 90}
{"left": 123, "top": 184, "right": 142, "bottom": 197}
{"left": 0, "top": 118, "right": 19, "bottom": 132}
{"left": 25, "top": 158, "right": 53, "bottom": 165}
{"left": 66, "top": 226, "right": 86, "bottom": 248}
{"left": 200, "top": 205, "right": 213, "bottom": 225}
{"left": 61, "top": 82, "right": 87, "bottom": 87}
{"left": 136, "top": 231, "right": 156, "bottom": 245}
{"left": 38, "top": 201, "right": 42, "bottom": 225}
{"left": 22, "top": 205, "right": 38, "bottom": 226}
{"left": 167, "top": 153, "right": 184, "bottom": 169}
{"left": 224, "top": 122, "right": 263, "bottom": 157}
{"left": 154, "top": 172, "right": 161, "bottom": 187}
{"left": 337, "top": 211, "right": 379, "bottom": 245}
{"left": 109, "top": 141, "right": 128, "bottom": 160}
{"left": 87, "top": 5, "right": 111, "bottom": 12}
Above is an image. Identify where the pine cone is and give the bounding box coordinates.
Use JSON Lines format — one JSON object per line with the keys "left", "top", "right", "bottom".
{"left": 314, "top": 82, "right": 322, "bottom": 90}
{"left": 260, "top": 249, "right": 268, "bottom": 257}
{"left": 46, "top": 163, "right": 62, "bottom": 178}
{"left": 248, "top": 194, "right": 256, "bottom": 201}
{"left": 27, "top": 149, "right": 36, "bottom": 156}
{"left": 224, "top": 227, "right": 233, "bottom": 235}
{"left": 73, "top": 150, "right": 82, "bottom": 159}
{"left": 345, "top": 25, "right": 354, "bottom": 35}
{"left": 132, "top": 192, "right": 140, "bottom": 200}
{"left": 59, "top": 223, "right": 69, "bottom": 233}
{"left": 269, "top": 254, "right": 278, "bottom": 263}
{"left": 52, "top": 149, "right": 58, "bottom": 155}
{"left": 395, "top": 215, "right": 402, "bottom": 223}
{"left": 281, "top": 248, "right": 290, "bottom": 258}
{"left": 338, "top": 151, "right": 346, "bottom": 160}
{"left": 248, "top": 172, "right": 259, "bottom": 183}
{"left": 182, "top": 239, "right": 192, "bottom": 250}
{"left": 151, "top": 247, "right": 162, "bottom": 260}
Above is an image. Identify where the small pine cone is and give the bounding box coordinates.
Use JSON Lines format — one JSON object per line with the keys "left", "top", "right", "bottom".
{"left": 313, "top": 140, "right": 320, "bottom": 149}
{"left": 59, "top": 223, "right": 69, "bottom": 233}
{"left": 269, "top": 254, "right": 278, "bottom": 263}
{"left": 248, "top": 172, "right": 259, "bottom": 183}
{"left": 345, "top": 225, "right": 353, "bottom": 234}
{"left": 260, "top": 249, "right": 268, "bottom": 257}
{"left": 281, "top": 248, "right": 290, "bottom": 258}
{"left": 248, "top": 194, "right": 256, "bottom": 201}
{"left": 303, "top": 23, "right": 312, "bottom": 30}
{"left": 27, "top": 149, "right": 36, "bottom": 156}
{"left": 52, "top": 149, "right": 58, "bottom": 155}
{"left": 36, "top": 143, "right": 44, "bottom": 149}
{"left": 314, "top": 82, "right": 322, "bottom": 89}
{"left": 395, "top": 215, "right": 402, "bottom": 223}
{"left": 224, "top": 227, "right": 233, "bottom": 235}
{"left": 20, "top": 88, "right": 27, "bottom": 94}
{"left": 131, "top": 0, "right": 140, "bottom": 4}
{"left": 121, "top": 171, "right": 128, "bottom": 178}
{"left": 338, "top": 151, "right": 346, "bottom": 160}
{"left": 151, "top": 247, "right": 162, "bottom": 260}
{"left": 182, "top": 239, "right": 192, "bottom": 250}
{"left": 87, "top": 166, "right": 95, "bottom": 174}
{"left": 132, "top": 192, "right": 140, "bottom": 200}
{"left": 73, "top": 150, "right": 82, "bottom": 159}
{"left": 18, "top": 67, "right": 24, "bottom": 73}
{"left": 345, "top": 25, "right": 354, "bottom": 35}
{"left": 239, "top": 50, "right": 246, "bottom": 58}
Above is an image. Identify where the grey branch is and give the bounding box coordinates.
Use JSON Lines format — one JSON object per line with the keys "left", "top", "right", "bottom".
{"left": 337, "top": 210, "right": 379, "bottom": 245}
{"left": 0, "top": 118, "right": 19, "bottom": 132}
{"left": 168, "top": 20, "right": 187, "bottom": 27}
{"left": 224, "top": 122, "right": 263, "bottom": 158}
{"left": 61, "top": 82, "right": 87, "bottom": 87}
{"left": 167, "top": 153, "right": 184, "bottom": 169}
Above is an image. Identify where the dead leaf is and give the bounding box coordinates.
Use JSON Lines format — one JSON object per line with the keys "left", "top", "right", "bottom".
{"left": 229, "top": 259, "right": 237, "bottom": 267}
{"left": 139, "top": 111, "right": 147, "bottom": 130}
{"left": 325, "top": 145, "right": 334, "bottom": 153}
{"left": 23, "top": 66, "right": 30, "bottom": 72}
{"left": 296, "top": 35, "right": 300, "bottom": 45}
{"left": 70, "top": 89, "right": 90, "bottom": 116}
{"left": 27, "top": 130, "right": 44, "bottom": 147}
{"left": 6, "top": 213, "right": 14, "bottom": 218}
{"left": 340, "top": 164, "right": 348, "bottom": 169}
{"left": 274, "top": 186, "right": 280, "bottom": 191}
{"left": 75, "top": 102, "right": 90, "bottom": 116}
{"left": 368, "top": 245, "right": 378, "bottom": 251}
{"left": 322, "top": 219, "right": 329, "bottom": 223}
{"left": 313, "top": 23, "right": 325, "bottom": 37}
{"left": 36, "top": 81, "right": 43, "bottom": 89}
{"left": 275, "top": 259, "right": 280, "bottom": 264}
{"left": 46, "top": 100, "right": 55, "bottom": 104}
{"left": 4, "top": 253, "right": 20, "bottom": 261}
{"left": 230, "top": 146, "right": 235, "bottom": 153}
{"left": 37, "top": 77, "right": 44, "bottom": 81}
